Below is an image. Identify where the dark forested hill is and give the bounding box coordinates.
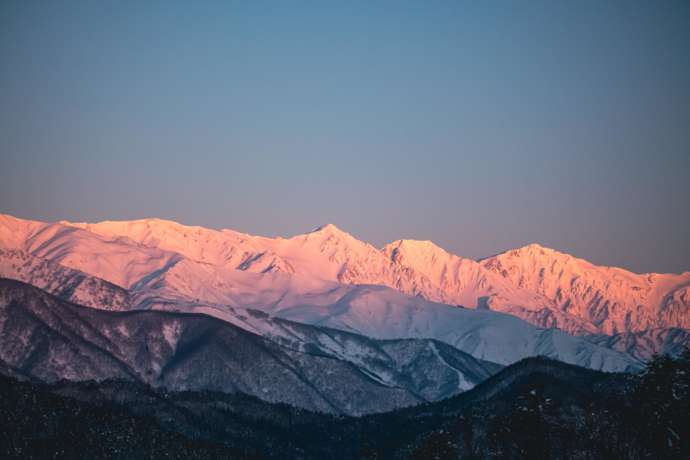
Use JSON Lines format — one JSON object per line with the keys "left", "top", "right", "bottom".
{"left": 2, "top": 351, "right": 688, "bottom": 459}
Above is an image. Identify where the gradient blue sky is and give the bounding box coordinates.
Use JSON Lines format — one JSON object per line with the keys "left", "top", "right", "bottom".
{"left": 1, "top": 1, "right": 689, "bottom": 273}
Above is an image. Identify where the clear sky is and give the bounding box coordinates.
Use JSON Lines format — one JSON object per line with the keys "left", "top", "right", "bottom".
{"left": 1, "top": 1, "right": 689, "bottom": 274}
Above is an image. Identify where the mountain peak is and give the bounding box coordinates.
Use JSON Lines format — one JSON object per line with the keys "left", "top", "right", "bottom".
{"left": 494, "top": 243, "right": 560, "bottom": 258}
{"left": 311, "top": 223, "right": 347, "bottom": 235}
{"left": 483, "top": 243, "right": 575, "bottom": 267}
{"left": 518, "top": 242, "right": 552, "bottom": 253}
{"left": 384, "top": 239, "right": 447, "bottom": 254}
{"left": 382, "top": 239, "right": 455, "bottom": 272}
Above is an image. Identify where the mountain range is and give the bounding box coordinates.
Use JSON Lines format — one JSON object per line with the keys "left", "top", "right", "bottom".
{"left": 1, "top": 214, "right": 657, "bottom": 372}
{"left": 1, "top": 213, "right": 687, "bottom": 357}
{"left": 57, "top": 216, "right": 690, "bottom": 335}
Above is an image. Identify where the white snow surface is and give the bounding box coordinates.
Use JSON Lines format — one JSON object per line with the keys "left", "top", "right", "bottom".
{"left": 51, "top": 215, "right": 690, "bottom": 335}
{"left": 2, "top": 213, "right": 684, "bottom": 370}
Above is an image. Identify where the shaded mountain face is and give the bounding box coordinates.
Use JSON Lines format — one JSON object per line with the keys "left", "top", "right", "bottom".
{"left": 586, "top": 327, "right": 690, "bottom": 361}
{"left": 2, "top": 213, "right": 687, "bottom": 341}
{"left": 2, "top": 354, "right": 687, "bottom": 460}
{"left": 0, "top": 278, "right": 502, "bottom": 415}
{"left": 0, "top": 214, "right": 651, "bottom": 369}
{"left": 348, "top": 354, "right": 690, "bottom": 459}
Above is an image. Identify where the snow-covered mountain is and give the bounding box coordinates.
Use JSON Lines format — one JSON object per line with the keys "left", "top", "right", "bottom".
{"left": 45, "top": 214, "right": 690, "bottom": 336}
{"left": 0, "top": 213, "right": 685, "bottom": 364}
{"left": 380, "top": 239, "right": 600, "bottom": 335}
{"left": 0, "top": 278, "right": 501, "bottom": 415}
{"left": 0, "top": 214, "right": 179, "bottom": 289}
{"left": 480, "top": 244, "right": 690, "bottom": 334}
